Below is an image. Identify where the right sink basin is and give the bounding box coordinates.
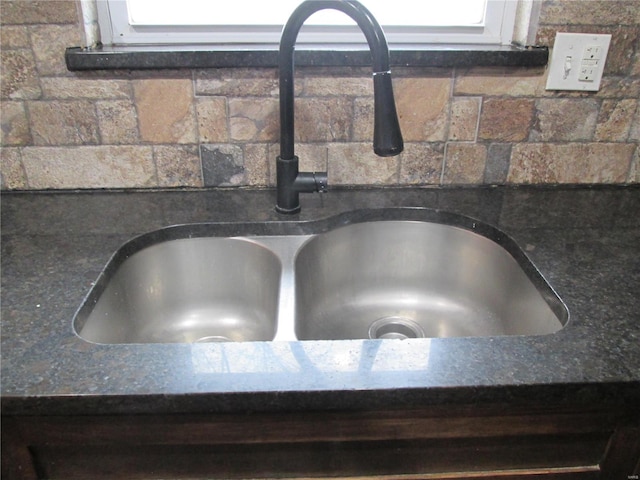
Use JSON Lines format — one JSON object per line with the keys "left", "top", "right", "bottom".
{"left": 294, "top": 220, "right": 567, "bottom": 341}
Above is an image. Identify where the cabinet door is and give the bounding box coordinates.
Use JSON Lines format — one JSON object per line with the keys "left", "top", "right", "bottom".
{"left": 2, "top": 409, "right": 638, "bottom": 479}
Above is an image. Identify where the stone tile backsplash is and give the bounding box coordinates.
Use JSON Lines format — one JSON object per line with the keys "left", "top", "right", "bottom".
{"left": 1, "top": 0, "right": 638, "bottom": 190}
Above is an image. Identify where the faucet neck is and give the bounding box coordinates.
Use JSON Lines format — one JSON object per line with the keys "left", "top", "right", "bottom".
{"left": 279, "top": 0, "right": 392, "bottom": 160}
{"left": 279, "top": 0, "right": 390, "bottom": 71}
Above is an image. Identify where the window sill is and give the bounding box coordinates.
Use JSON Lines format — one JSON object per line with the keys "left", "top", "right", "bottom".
{"left": 65, "top": 44, "right": 548, "bottom": 71}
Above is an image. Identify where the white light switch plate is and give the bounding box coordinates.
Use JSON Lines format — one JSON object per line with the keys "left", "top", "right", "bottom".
{"left": 546, "top": 32, "right": 611, "bottom": 91}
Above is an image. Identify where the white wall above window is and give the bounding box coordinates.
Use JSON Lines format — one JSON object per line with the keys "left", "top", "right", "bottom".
{"left": 95, "top": 0, "right": 521, "bottom": 47}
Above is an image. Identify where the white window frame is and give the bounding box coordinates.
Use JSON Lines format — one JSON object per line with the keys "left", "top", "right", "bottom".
{"left": 94, "top": 0, "right": 519, "bottom": 48}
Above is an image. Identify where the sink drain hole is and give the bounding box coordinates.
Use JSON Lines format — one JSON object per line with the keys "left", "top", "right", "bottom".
{"left": 368, "top": 317, "right": 425, "bottom": 340}
{"left": 194, "top": 335, "right": 232, "bottom": 343}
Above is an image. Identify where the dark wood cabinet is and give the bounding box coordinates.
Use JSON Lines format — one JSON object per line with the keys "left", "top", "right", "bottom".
{"left": 3, "top": 404, "right": 639, "bottom": 479}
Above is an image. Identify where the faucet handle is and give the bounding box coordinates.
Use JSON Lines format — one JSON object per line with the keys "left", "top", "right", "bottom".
{"left": 293, "top": 171, "right": 328, "bottom": 194}
{"left": 313, "top": 172, "right": 328, "bottom": 193}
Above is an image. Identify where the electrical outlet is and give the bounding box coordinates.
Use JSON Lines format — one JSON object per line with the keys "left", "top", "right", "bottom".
{"left": 584, "top": 45, "right": 603, "bottom": 60}
{"left": 578, "top": 67, "right": 596, "bottom": 82}
{"left": 546, "top": 33, "right": 611, "bottom": 91}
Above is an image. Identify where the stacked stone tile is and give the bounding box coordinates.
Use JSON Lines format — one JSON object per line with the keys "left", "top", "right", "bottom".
{"left": 1, "top": 0, "right": 638, "bottom": 190}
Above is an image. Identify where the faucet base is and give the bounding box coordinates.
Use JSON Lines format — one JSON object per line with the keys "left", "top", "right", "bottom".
{"left": 276, "top": 156, "right": 328, "bottom": 215}
{"left": 276, "top": 156, "right": 302, "bottom": 214}
{"left": 275, "top": 204, "right": 302, "bottom": 215}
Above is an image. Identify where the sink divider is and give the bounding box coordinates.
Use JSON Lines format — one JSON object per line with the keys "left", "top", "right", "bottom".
{"left": 237, "top": 235, "right": 313, "bottom": 341}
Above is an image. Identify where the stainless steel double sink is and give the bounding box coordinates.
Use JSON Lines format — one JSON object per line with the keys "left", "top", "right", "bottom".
{"left": 74, "top": 209, "right": 567, "bottom": 344}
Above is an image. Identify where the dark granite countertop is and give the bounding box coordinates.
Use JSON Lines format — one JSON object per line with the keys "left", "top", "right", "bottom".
{"left": 2, "top": 185, "right": 639, "bottom": 416}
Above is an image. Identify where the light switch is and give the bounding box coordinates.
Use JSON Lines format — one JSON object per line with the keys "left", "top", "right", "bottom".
{"left": 546, "top": 33, "right": 611, "bottom": 91}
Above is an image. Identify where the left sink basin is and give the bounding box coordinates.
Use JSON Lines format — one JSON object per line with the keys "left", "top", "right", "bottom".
{"left": 75, "top": 237, "right": 282, "bottom": 344}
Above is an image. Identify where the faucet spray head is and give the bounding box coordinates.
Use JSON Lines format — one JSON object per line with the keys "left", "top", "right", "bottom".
{"left": 373, "top": 70, "right": 403, "bottom": 157}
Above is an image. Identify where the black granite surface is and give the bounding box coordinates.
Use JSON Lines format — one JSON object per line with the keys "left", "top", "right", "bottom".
{"left": 65, "top": 44, "right": 548, "bottom": 70}
{"left": 1, "top": 185, "right": 639, "bottom": 416}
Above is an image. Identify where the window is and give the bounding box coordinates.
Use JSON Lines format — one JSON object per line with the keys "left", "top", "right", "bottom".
{"left": 95, "top": 0, "right": 519, "bottom": 47}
